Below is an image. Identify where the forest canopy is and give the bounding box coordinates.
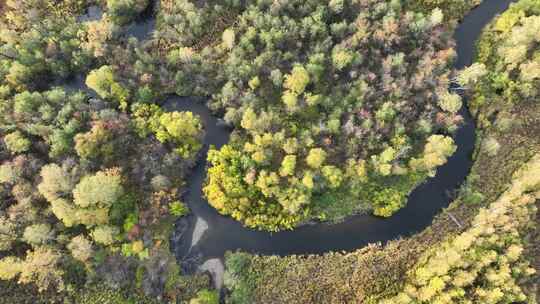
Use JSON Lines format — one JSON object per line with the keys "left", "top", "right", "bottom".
{"left": 0, "top": 0, "right": 212, "bottom": 301}
{"left": 222, "top": 1, "right": 540, "bottom": 302}
{"left": 1, "top": 0, "right": 533, "bottom": 302}
{"left": 160, "top": 0, "right": 465, "bottom": 230}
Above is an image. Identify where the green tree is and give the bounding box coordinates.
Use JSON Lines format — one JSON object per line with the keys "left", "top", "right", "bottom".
{"left": 438, "top": 92, "right": 462, "bottom": 114}
{"left": 279, "top": 155, "right": 297, "bottom": 177}
{"left": 222, "top": 29, "right": 236, "bottom": 50}
{"left": 409, "top": 135, "right": 456, "bottom": 176}
{"left": 131, "top": 103, "right": 163, "bottom": 137}
{"left": 4, "top": 131, "right": 31, "bottom": 153}
{"left": 86, "top": 66, "right": 115, "bottom": 99}
{"left": 22, "top": 224, "right": 54, "bottom": 246}
{"left": 86, "top": 66, "right": 129, "bottom": 108}
{"left": 18, "top": 247, "right": 64, "bottom": 292}
{"left": 73, "top": 169, "right": 124, "bottom": 210}
{"left": 0, "top": 256, "right": 23, "bottom": 280}
{"left": 372, "top": 188, "right": 405, "bottom": 217}
{"left": 306, "top": 148, "right": 327, "bottom": 169}
{"left": 136, "top": 85, "right": 155, "bottom": 103}
{"left": 169, "top": 201, "right": 189, "bottom": 217}
{"left": 74, "top": 122, "right": 114, "bottom": 161}
{"left": 12, "top": 91, "right": 43, "bottom": 119}
{"left": 155, "top": 111, "right": 203, "bottom": 158}
{"left": 91, "top": 225, "right": 119, "bottom": 246}
{"left": 284, "top": 66, "right": 310, "bottom": 95}
{"left": 67, "top": 235, "right": 93, "bottom": 263}
{"left": 38, "top": 164, "right": 75, "bottom": 202}
{"left": 321, "top": 165, "right": 344, "bottom": 188}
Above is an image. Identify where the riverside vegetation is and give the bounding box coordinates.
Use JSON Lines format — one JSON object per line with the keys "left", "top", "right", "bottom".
{"left": 199, "top": 0, "right": 462, "bottom": 231}
{"left": 224, "top": 0, "right": 540, "bottom": 303}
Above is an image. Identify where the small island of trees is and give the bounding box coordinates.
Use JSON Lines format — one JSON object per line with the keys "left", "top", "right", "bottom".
{"left": 192, "top": 0, "right": 462, "bottom": 230}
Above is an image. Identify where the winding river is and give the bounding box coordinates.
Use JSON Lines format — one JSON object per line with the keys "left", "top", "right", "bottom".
{"left": 76, "top": 0, "right": 516, "bottom": 286}
{"left": 170, "top": 0, "right": 515, "bottom": 259}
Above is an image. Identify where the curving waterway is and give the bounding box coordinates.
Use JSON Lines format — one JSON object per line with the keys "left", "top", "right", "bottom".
{"left": 75, "top": 0, "right": 516, "bottom": 287}
{"left": 170, "top": 0, "right": 515, "bottom": 258}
